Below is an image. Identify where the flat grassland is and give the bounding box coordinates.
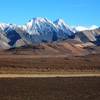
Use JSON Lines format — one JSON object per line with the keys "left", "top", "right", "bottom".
{"left": 0, "top": 53, "right": 100, "bottom": 74}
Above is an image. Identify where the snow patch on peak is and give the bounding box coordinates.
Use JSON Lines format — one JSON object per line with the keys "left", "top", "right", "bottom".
{"left": 74, "top": 25, "right": 99, "bottom": 31}
{"left": 89, "top": 25, "right": 98, "bottom": 30}
{"left": 74, "top": 26, "right": 88, "bottom": 31}
{"left": 28, "top": 17, "right": 52, "bottom": 25}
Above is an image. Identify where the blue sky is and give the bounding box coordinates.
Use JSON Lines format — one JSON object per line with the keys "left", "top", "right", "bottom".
{"left": 0, "top": 0, "right": 100, "bottom": 26}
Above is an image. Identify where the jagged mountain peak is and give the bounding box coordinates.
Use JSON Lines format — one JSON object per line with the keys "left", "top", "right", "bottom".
{"left": 54, "top": 19, "right": 74, "bottom": 36}
{"left": 54, "top": 19, "right": 67, "bottom": 26}
{"left": 28, "top": 17, "right": 53, "bottom": 25}
{"left": 23, "top": 17, "right": 58, "bottom": 35}
{"left": 32, "top": 17, "right": 49, "bottom": 22}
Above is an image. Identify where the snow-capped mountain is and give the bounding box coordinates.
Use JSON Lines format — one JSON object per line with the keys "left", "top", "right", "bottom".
{"left": 0, "top": 17, "right": 75, "bottom": 49}
{"left": 23, "top": 17, "right": 57, "bottom": 35}
{"left": 21, "top": 17, "right": 75, "bottom": 43}
{"left": 0, "top": 17, "right": 99, "bottom": 49}
{"left": 54, "top": 19, "right": 74, "bottom": 34}
{"left": 0, "top": 24, "right": 26, "bottom": 49}
{"left": 22, "top": 17, "right": 58, "bottom": 43}
{"left": 54, "top": 19, "right": 75, "bottom": 39}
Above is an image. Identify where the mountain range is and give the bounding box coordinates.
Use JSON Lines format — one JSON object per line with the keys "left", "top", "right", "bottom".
{"left": 0, "top": 17, "right": 100, "bottom": 51}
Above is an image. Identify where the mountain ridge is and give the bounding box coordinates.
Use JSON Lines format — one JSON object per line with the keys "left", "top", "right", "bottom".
{"left": 0, "top": 17, "right": 100, "bottom": 50}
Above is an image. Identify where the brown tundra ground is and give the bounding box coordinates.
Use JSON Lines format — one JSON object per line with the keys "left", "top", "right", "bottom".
{"left": 0, "top": 53, "right": 100, "bottom": 74}
{"left": 0, "top": 77, "right": 100, "bottom": 100}
{"left": 0, "top": 42, "right": 100, "bottom": 74}
{"left": 0, "top": 47, "right": 100, "bottom": 100}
